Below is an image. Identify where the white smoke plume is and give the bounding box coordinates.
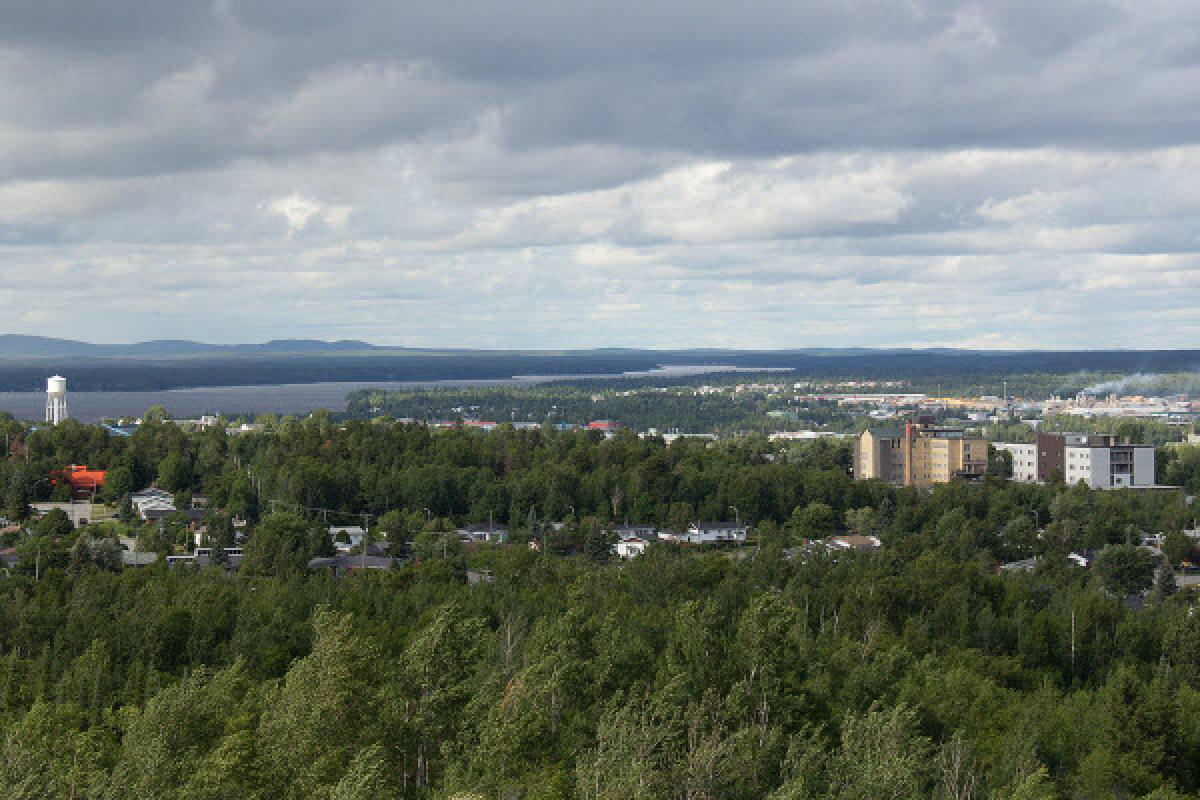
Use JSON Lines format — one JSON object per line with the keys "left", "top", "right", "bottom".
{"left": 1080, "top": 372, "right": 1200, "bottom": 396}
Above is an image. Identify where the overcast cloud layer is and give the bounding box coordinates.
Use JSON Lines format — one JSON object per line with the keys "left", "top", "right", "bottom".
{"left": 3, "top": 0, "right": 1199, "bottom": 349}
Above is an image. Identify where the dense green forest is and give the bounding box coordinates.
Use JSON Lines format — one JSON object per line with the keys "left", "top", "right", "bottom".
{"left": 987, "top": 417, "right": 1191, "bottom": 448}
{"left": 4, "top": 415, "right": 1200, "bottom": 797}
{"left": 343, "top": 384, "right": 798, "bottom": 435}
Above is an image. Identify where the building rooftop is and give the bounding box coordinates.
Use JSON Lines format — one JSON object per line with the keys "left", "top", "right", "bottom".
{"left": 308, "top": 554, "right": 397, "bottom": 571}
{"left": 459, "top": 522, "right": 509, "bottom": 533}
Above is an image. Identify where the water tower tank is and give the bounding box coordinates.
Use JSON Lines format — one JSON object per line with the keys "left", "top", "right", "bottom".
{"left": 46, "top": 375, "right": 69, "bottom": 424}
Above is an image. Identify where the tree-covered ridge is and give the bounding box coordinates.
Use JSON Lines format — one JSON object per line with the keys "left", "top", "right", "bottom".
{"left": 344, "top": 383, "right": 792, "bottom": 435}
{"left": 1, "top": 414, "right": 1200, "bottom": 796}
{"left": 3, "top": 535, "right": 1200, "bottom": 798}
{"left": 343, "top": 376, "right": 1200, "bottom": 439}
{"left": 12, "top": 412, "right": 1200, "bottom": 536}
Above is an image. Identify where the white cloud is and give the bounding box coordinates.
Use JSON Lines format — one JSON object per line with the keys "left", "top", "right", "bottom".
{"left": 267, "top": 193, "right": 321, "bottom": 235}
{"left": 0, "top": 180, "right": 124, "bottom": 222}
{"left": 977, "top": 190, "right": 1062, "bottom": 223}
{"left": 264, "top": 192, "right": 352, "bottom": 236}
{"left": 1, "top": 1, "right": 1200, "bottom": 348}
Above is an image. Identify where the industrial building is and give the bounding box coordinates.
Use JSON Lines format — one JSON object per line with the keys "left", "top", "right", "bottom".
{"left": 856, "top": 417, "right": 988, "bottom": 487}
{"left": 993, "top": 432, "right": 1155, "bottom": 489}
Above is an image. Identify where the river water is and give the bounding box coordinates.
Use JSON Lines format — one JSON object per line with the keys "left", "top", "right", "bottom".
{"left": 0, "top": 366, "right": 790, "bottom": 421}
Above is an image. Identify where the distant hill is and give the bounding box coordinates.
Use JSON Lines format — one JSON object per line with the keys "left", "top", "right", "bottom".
{"left": 0, "top": 335, "right": 386, "bottom": 359}
{"left": 0, "top": 335, "right": 1017, "bottom": 360}
{"left": 0, "top": 334, "right": 1195, "bottom": 393}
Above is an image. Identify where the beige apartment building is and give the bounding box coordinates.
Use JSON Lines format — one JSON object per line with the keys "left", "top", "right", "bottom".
{"left": 856, "top": 417, "right": 988, "bottom": 487}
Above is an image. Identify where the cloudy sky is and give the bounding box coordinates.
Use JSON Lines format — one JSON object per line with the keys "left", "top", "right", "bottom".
{"left": 2, "top": 1, "right": 1198, "bottom": 349}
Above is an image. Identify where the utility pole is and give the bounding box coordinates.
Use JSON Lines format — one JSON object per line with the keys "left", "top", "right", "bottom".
{"left": 1070, "top": 607, "right": 1076, "bottom": 678}
{"left": 362, "top": 512, "right": 370, "bottom": 570}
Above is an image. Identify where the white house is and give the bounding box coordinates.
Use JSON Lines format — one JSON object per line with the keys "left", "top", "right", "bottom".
{"left": 131, "top": 487, "right": 176, "bottom": 520}
{"left": 614, "top": 539, "right": 651, "bottom": 559}
{"left": 1068, "top": 551, "right": 1094, "bottom": 568}
{"left": 611, "top": 523, "right": 657, "bottom": 541}
{"left": 679, "top": 522, "right": 749, "bottom": 545}
{"left": 824, "top": 534, "right": 883, "bottom": 551}
{"left": 329, "top": 525, "right": 366, "bottom": 552}
{"left": 457, "top": 522, "right": 509, "bottom": 544}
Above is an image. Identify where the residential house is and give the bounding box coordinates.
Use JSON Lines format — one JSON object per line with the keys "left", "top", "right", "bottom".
{"left": 63, "top": 465, "right": 106, "bottom": 498}
{"left": 143, "top": 507, "right": 206, "bottom": 528}
{"left": 614, "top": 538, "right": 651, "bottom": 559}
{"left": 611, "top": 524, "right": 657, "bottom": 558}
{"left": 457, "top": 522, "right": 509, "bottom": 544}
{"left": 789, "top": 533, "right": 884, "bottom": 562}
{"left": 131, "top": 488, "right": 176, "bottom": 520}
{"left": 679, "top": 522, "right": 749, "bottom": 545}
{"left": 120, "top": 551, "right": 159, "bottom": 568}
{"left": 823, "top": 534, "right": 884, "bottom": 552}
{"left": 1068, "top": 550, "right": 1097, "bottom": 568}
{"left": 329, "top": 525, "right": 367, "bottom": 552}
{"left": 30, "top": 502, "right": 93, "bottom": 527}
{"left": 0, "top": 548, "right": 19, "bottom": 570}
{"left": 467, "top": 569, "right": 496, "bottom": 585}
{"left": 308, "top": 554, "right": 398, "bottom": 576}
{"left": 611, "top": 522, "right": 657, "bottom": 541}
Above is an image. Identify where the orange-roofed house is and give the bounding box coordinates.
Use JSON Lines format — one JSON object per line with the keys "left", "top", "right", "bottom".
{"left": 65, "top": 465, "right": 106, "bottom": 496}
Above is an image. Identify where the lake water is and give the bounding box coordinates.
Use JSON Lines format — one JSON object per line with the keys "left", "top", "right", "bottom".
{"left": 0, "top": 365, "right": 791, "bottom": 421}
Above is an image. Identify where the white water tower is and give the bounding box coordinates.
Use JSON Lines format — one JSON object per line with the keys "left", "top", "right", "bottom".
{"left": 46, "top": 375, "right": 68, "bottom": 424}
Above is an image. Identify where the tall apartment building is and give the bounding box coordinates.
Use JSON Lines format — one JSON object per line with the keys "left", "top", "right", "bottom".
{"left": 993, "top": 432, "right": 1154, "bottom": 488}
{"left": 856, "top": 417, "right": 988, "bottom": 487}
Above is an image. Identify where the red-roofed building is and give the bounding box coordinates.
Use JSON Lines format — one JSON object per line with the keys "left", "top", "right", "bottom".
{"left": 64, "top": 465, "right": 106, "bottom": 496}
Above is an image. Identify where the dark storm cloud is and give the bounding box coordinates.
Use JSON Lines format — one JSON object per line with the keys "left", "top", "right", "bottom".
{"left": 7, "top": 0, "right": 1199, "bottom": 180}
{"left": 2, "top": 0, "right": 1200, "bottom": 348}
{"left": 2, "top": 1, "right": 216, "bottom": 47}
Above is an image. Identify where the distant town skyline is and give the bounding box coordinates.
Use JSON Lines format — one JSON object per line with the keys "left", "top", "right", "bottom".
{"left": 4, "top": 1, "right": 1200, "bottom": 349}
